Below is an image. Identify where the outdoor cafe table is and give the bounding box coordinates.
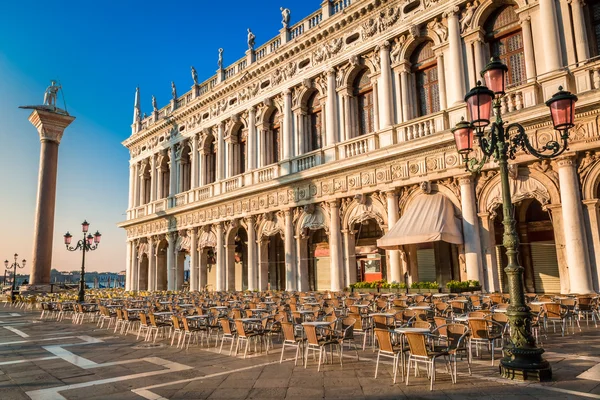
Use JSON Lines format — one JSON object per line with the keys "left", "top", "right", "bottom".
{"left": 153, "top": 312, "right": 174, "bottom": 321}
{"left": 530, "top": 301, "right": 554, "bottom": 306}
{"left": 432, "top": 293, "right": 449, "bottom": 298}
{"left": 453, "top": 315, "right": 469, "bottom": 323}
{"left": 126, "top": 308, "right": 144, "bottom": 313}
{"left": 302, "top": 321, "right": 331, "bottom": 327}
{"left": 394, "top": 327, "right": 431, "bottom": 334}
{"left": 408, "top": 306, "right": 431, "bottom": 310}
{"left": 493, "top": 308, "right": 508, "bottom": 313}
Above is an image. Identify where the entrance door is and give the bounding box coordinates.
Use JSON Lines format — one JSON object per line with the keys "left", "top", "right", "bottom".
{"left": 530, "top": 241, "right": 560, "bottom": 293}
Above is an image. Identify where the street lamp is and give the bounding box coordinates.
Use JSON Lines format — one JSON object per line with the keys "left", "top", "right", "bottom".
{"left": 4, "top": 254, "right": 26, "bottom": 302}
{"left": 452, "top": 57, "right": 578, "bottom": 381}
{"left": 64, "top": 220, "right": 101, "bottom": 303}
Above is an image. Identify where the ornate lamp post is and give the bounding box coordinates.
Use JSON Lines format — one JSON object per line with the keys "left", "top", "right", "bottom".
{"left": 4, "top": 254, "right": 26, "bottom": 302}
{"left": 452, "top": 57, "right": 578, "bottom": 381}
{"left": 64, "top": 220, "right": 101, "bottom": 303}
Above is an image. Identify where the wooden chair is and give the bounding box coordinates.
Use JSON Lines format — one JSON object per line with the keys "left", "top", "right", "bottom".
{"left": 303, "top": 323, "right": 341, "bottom": 371}
{"left": 374, "top": 328, "right": 404, "bottom": 383}
{"left": 280, "top": 322, "right": 305, "bottom": 365}
{"left": 467, "top": 318, "right": 503, "bottom": 366}
{"left": 405, "top": 332, "right": 451, "bottom": 391}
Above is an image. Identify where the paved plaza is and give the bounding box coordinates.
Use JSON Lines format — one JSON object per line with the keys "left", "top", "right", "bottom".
{"left": 1, "top": 306, "right": 600, "bottom": 399}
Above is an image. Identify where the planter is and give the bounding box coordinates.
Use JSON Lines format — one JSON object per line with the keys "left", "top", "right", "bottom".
{"left": 352, "top": 288, "right": 379, "bottom": 294}
{"left": 408, "top": 288, "right": 441, "bottom": 294}
{"left": 447, "top": 286, "right": 482, "bottom": 293}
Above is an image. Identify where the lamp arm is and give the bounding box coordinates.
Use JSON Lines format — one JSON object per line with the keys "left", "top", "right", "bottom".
{"left": 66, "top": 240, "right": 85, "bottom": 252}
{"left": 507, "top": 123, "right": 569, "bottom": 160}
{"left": 477, "top": 123, "right": 499, "bottom": 158}
{"left": 465, "top": 153, "right": 489, "bottom": 174}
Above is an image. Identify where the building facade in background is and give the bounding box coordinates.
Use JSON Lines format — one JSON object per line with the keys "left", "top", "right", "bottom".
{"left": 120, "top": 0, "right": 600, "bottom": 294}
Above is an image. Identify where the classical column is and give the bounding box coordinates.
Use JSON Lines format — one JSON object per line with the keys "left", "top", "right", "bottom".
{"left": 147, "top": 236, "right": 156, "bottom": 290}
{"left": 25, "top": 108, "right": 75, "bottom": 286}
{"left": 459, "top": 176, "right": 484, "bottom": 283}
{"left": 168, "top": 146, "right": 176, "bottom": 197}
{"left": 246, "top": 216, "right": 257, "bottom": 291}
{"left": 190, "top": 135, "right": 198, "bottom": 189}
{"left": 199, "top": 248, "right": 208, "bottom": 291}
{"left": 378, "top": 42, "right": 394, "bottom": 129}
{"left": 128, "top": 164, "right": 135, "bottom": 210}
{"left": 399, "top": 65, "right": 411, "bottom": 122}
{"left": 283, "top": 89, "right": 293, "bottom": 160}
{"left": 385, "top": 191, "right": 402, "bottom": 283}
{"left": 248, "top": 107, "right": 256, "bottom": 171}
{"left": 436, "top": 52, "right": 448, "bottom": 110}
{"left": 325, "top": 68, "right": 338, "bottom": 146}
{"left": 138, "top": 160, "right": 148, "bottom": 205}
{"left": 125, "top": 240, "right": 132, "bottom": 291}
{"left": 216, "top": 123, "right": 225, "bottom": 181}
{"left": 157, "top": 152, "right": 165, "bottom": 199}
{"left": 189, "top": 228, "right": 198, "bottom": 291}
{"left": 570, "top": 0, "right": 590, "bottom": 64}
{"left": 583, "top": 200, "right": 600, "bottom": 292}
{"left": 225, "top": 243, "right": 236, "bottom": 291}
{"left": 329, "top": 200, "right": 343, "bottom": 292}
{"left": 446, "top": 7, "right": 467, "bottom": 105}
{"left": 149, "top": 155, "right": 157, "bottom": 202}
{"left": 465, "top": 42, "right": 477, "bottom": 90}
{"left": 557, "top": 157, "right": 594, "bottom": 293}
{"left": 342, "top": 229, "right": 357, "bottom": 287}
{"left": 520, "top": 17, "right": 537, "bottom": 82}
{"left": 258, "top": 238, "right": 269, "bottom": 290}
{"left": 215, "top": 223, "right": 225, "bottom": 290}
{"left": 284, "top": 209, "right": 296, "bottom": 291}
{"left": 166, "top": 232, "right": 176, "bottom": 291}
{"left": 478, "top": 213, "right": 500, "bottom": 292}
{"left": 296, "top": 235, "right": 308, "bottom": 291}
{"left": 132, "top": 241, "right": 139, "bottom": 291}
{"left": 539, "top": 0, "right": 563, "bottom": 72}
{"left": 473, "top": 39, "right": 486, "bottom": 78}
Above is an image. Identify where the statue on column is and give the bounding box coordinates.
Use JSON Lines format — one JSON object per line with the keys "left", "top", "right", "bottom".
{"left": 218, "top": 48, "right": 224, "bottom": 69}
{"left": 280, "top": 7, "right": 291, "bottom": 28}
{"left": 191, "top": 66, "right": 198, "bottom": 85}
{"left": 247, "top": 28, "right": 256, "bottom": 50}
{"left": 43, "top": 80, "right": 62, "bottom": 107}
{"left": 171, "top": 82, "right": 177, "bottom": 100}
{"left": 152, "top": 95, "right": 158, "bottom": 112}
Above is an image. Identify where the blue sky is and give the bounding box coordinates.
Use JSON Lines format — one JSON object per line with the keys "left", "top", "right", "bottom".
{"left": 0, "top": 0, "right": 318, "bottom": 274}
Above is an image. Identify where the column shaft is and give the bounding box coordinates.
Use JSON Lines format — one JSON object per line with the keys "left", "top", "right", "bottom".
{"left": 378, "top": 43, "right": 394, "bottom": 128}
{"left": 215, "top": 223, "right": 225, "bottom": 290}
{"left": 520, "top": 18, "right": 537, "bottom": 81}
{"left": 284, "top": 210, "right": 296, "bottom": 290}
{"left": 386, "top": 192, "right": 402, "bottom": 283}
{"left": 283, "top": 90, "right": 292, "bottom": 160}
{"left": 190, "top": 136, "right": 198, "bottom": 189}
{"left": 329, "top": 201, "right": 343, "bottom": 291}
{"left": 446, "top": 9, "right": 467, "bottom": 105}
{"left": 436, "top": 54, "right": 447, "bottom": 111}
{"left": 217, "top": 123, "right": 225, "bottom": 181}
{"left": 167, "top": 234, "right": 175, "bottom": 290}
{"left": 325, "top": 69, "right": 338, "bottom": 146}
{"left": 247, "top": 217, "right": 257, "bottom": 290}
{"left": 189, "top": 229, "right": 198, "bottom": 291}
{"left": 539, "top": 0, "right": 563, "bottom": 72}
{"left": 400, "top": 70, "right": 410, "bottom": 122}
{"left": 248, "top": 108, "right": 256, "bottom": 170}
{"left": 125, "top": 241, "right": 132, "bottom": 290}
{"left": 459, "top": 176, "right": 484, "bottom": 283}
{"left": 571, "top": 0, "right": 590, "bottom": 63}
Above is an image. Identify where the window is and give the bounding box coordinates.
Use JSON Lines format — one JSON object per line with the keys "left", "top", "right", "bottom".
{"left": 307, "top": 91, "right": 322, "bottom": 152}
{"left": 354, "top": 70, "right": 374, "bottom": 136}
{"left": 590, "top": 1, "right": 600, "bottom": 56}
{"left": 269, "top": 110, "right": 281, "bottom": 164}
{"left": 206, "top": 137, "right": 216, "bottom": 184}
{"left": 232, "top": 126, "right": 246, "bottom": 175}
{"left": 411, "top": 41, "right": 440, "bottom": 117}
{"left": 485, "top": 5, "right": 526, "bottom": 87}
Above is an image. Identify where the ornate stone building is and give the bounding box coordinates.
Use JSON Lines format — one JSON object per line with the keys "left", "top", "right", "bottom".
{"left": 120, "top": 0, "right": 600, "bottom": 294}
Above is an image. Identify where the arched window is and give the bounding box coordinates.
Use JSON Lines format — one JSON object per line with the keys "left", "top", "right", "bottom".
{"left": 268, "top": 110, "right": 281, "bottom": 164}
{"left": 206, "top": 136, "right": 216, "bottom": 184}
{"left": 307, "top": 91, "right": 322, "bottom": 152}
{"left": 181, "top": 144, "right": 191, "bottom": 192}
{"left": 354, "top": 70, "right": 374, "bottom": 136}
{"left": 587, "top": 1, "right": 600, "bottom": 56}
{"left": 485, "top": 5, "right": 526, "bottom": 87}
{"left": 411, "top": 41, "right": 440, "bottom": 117}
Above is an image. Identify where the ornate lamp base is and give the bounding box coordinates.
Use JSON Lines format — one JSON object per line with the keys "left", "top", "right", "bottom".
{"left": 499, "top": 346, "right": 552, "bottom": 382}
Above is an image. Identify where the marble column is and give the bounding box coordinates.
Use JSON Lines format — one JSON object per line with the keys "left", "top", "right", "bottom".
{"left": 189, "top": 228, "right": 198, "bottom": 291}
{"left": 570, "top": 0, "right": 590, "bottom": 64}
{"left": 138, "top": 160, "right": 147, "bottom": 205}
{"left": 520, "top": 17, "right": 537, "bottom": 82}
{"left": 248, "top": 107, "right": 256, "bottom": 171}
{"left": 215, "top": 223, "right": 225, "bottom": 290}
{"left": 217, "top": 123, "right": 225, "bottom": 181}
{"left": 246, "top": 216, "right": 257, "bottom": 291}
{"left": 583, "top": 200, "right": 600, "bottom": 292}
{"left": 478, "top": 213, "right": 500, "bottom": 292}
{"left": 166, "top": 233, "right": 176, "bottom": 291}
{"left": 329, "top": 200, "right": 343, "bottom": 292}
{"left": 378, "top": 42, "right": 394, "bottom": 129}
{"left": 342, "top": 229, "right": 357, "bottom": 287}
{"left": 199, "top": 246, "right": 208, "bottom": 291}
{"left": 190, "top": 135, "right": 198, "bottom": 189}
{"left": 436, "top": 52, "right": 448, "bottom": 110}
{"left": 225, "top": 243, "right": 236, "bottom": 291}
{"left": 557, "top": 157, "right": 594, "bottom": 293}
{"left": 465, "top": 42, "right": 477, "bottom": 89}
{"left": 473, "top": 39, "right": 486, "bottom": 78}
{"left": 125, "top": 240, "right": 132, "bottom": 291}
{"left": 284, "top": 209, "right": 296, "bottom": 291}
{"left": 446, "top": 7, "right": 467, "bottom": 105}
{"left": 26, "top": 109, "right": 75, "bottom": 286}
{"left": 169, "top": 146, "right": 176, "bottom": 197}
{"left": 386, "top": 191, "right": 402, "bottom": 283}
{"left": 459, "top": 176, "right": 484, "bottom": 283}
{"left": 132, "top": 241, "right": 139, "bottom": 291}
{"left": 128, "top": 164, "right": 135, "bottom": 210}
{"left": 539, "top": 0, "right": 563, "bottom": 72}
{"left": 400, "top": 66, "right": 411, "bottom": 122}
{"left": 148, "top": 237, "right": 156, "bottom": 291}
{"left": 283, "top": 89, "right": 292, "bottom": 160}
{"left": 325, "top": 68, "right": 338, "bottom": 146}
{"left": 149, "top": 155, "right": 157, "bottom": 202}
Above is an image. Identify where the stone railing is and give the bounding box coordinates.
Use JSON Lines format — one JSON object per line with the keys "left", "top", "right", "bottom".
{"left": 196, "top": 185, "right": 213, "bottom": 201}
{"left": 254, "top": 164, "right": 279, "bottom": 183}
{"left": 290, "top": 22, "right": 304, "bottom": 39}
{"left": 135, "top": 206, "right": 146, "bottom": 218}
{"left": 308, "top": 10, "right": 323, "bottom": 28}
{"left": 256, "top": 36, "right": 282, "bottom": 61}
{"left": 174, "top": 193, "right": 187, "bottom": 207}
{"left": 339, "top": 132, "right": 379, "bottom": 159}
{"left": 398, "top": 111, "right": 447, "bottom": 142}
{"left": 292, "top": 149, "right": 323, "bottom": 173}
{"left": 224, "top": 65, "right": 237, "bottom": 79}
{"left": 222, "top": 176, "right": 243, "bottom": 193}
{"left": 332, "top": 0, "right": 351, "bottom": 14}
{"left": 152, "top": 199, "right": 167, "bottom": 213}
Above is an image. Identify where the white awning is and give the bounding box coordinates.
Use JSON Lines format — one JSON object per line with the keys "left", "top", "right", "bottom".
{"left": 377, "top": 193, "right": 463, "bottom": 249}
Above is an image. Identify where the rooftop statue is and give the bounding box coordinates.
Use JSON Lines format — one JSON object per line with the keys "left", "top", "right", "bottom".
{"left": 43, "top": 80, "right": 62, "bottom": 107}
{"left": 281, "top": 7, "right": 291, "bottom": 28}
{"left": 171, "top": 81, "right": 177, "bottom": 100}
{"left": 152, "top": 95, "right": 158, "bottom": 112}
{"left": 247, "top": 28, "right": 255, "bottom": 50}
{"left": 218, "top": 48, "right": 224, "bottom": 69}
{"left": 191, "top": 66, "right": 198, "bottom": 85}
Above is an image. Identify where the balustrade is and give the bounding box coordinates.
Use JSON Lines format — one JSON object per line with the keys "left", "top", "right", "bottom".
{"left": 254, "top": 165, "right": 278, "bottom": 183}
{"left": 196, "top": 186, "right": 212, "bottom": 201}
{"left": 222, "top": 176, "right": 243, "bottom": 193}
{"left": 398, "top": 111, "right": 447, "bottom": 142}
{"left": 308, "top": 12, "right": 322, "bottom": 28}
{"left": 332, "top": 0, "right": 351, "bottom": 14}
{"left": 292, "top": 150, "right": 323, "bottom": 173}
{"left": 340, "top": 133, "right": 378, "bottom": 159}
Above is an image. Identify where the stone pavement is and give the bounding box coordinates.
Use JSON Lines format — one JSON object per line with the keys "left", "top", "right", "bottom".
{"left": 1, "top": 305, "right": 600, "bottom": 399}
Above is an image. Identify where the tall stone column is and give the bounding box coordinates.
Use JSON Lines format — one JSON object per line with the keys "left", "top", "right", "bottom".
{"left": 283, "top": 89, "right": 293, "bottom": 160}
{"left": 445, "top": 7, "right": 467, "bottom": 105}
{"left": 147, "top": 236, "right": 156, "bottom": 291}
{"left": 189, "top": 228, "right": 198, "bottom": 291}
{"left": 138, "top": 159, "right": 148, "bottom": 205}
{"left": 132, "top": 241, "right": 139, "bottom": 291}
{"left": 385, "top": 191, "right": 402, "bottom": 283}
{"left": 125, "top": 240, "right": 133, "bottom": 291}
{"left": 378, "top": 41, "right": 394, "bottom": 129}
{"left": 217, "top": 123, "right": 225, "bottom": 181}
{"left": 215, "top": 223, "right": 225, "bottom": 290}
{"left": 342, "top": 229, "right": 357, "bottom": 287}
{"left": 520, "top": 17, "right": 537, "bottom": 82}
{"left": 149, "top": 155, "right": 157, "bottom": 202}
{"left": 25, "top": 109, "right": 75, "bottom": 286}
{"left": 246, "top": 216, "right": 257, "bottom": 291}
{"left": 539, "top": 0, "right": 563, "bottom": 72}
{"left": 166, "top": 232, "right": 176, "bottom": 290}
{"left": 190, "top": 135, "right": 198, "bottom": 189}
{"left": 199, "top": 248, "right": 208, "bottom": 291}
{"left": 459, "top": 176, "right": 484, "bottom": 283}
{"left": 225, "top": 243, "right": 236, "bottom": 291}
{"left": 557, "top": 157, "right": 594, "bottom": 293}
{"left": 570, "top": 0, "right": 590, "bottom": 64}
{"left": 583, "top": 200, "right": 600, "bottom": 292}
{"left": 436, "top": 52, "right": 448, "bottom": 110}
{"left": 478, "top": 213, "right": 500, "bottom": 292}
{"left": 168, "top": 146, "right": 176, "bottom": 197}
{"left": 473, "top": 39, "right": 486, "bottom": 78}
{"left": 329, "top": 200, "right": 343, "bottom": 292}
{"left": 248, "top": 107, "right": 256, "bottom": 171}
{"left": 325, "top": 68, "right": 338, "bottom": 146}
{"left": 128, "top": 164, "right": 135, "bottom": 210}
{"left": 284, "top": 209, "right": 296, "bottom": 291}
{"left": 399, "top": 66, "right": 411, "bottom": 123}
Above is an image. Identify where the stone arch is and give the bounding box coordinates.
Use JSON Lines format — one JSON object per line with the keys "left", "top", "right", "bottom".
{"left": 257, "top": 211, "right": 285, "bottom": 239}
{"left": 400, "top": 182, "right": 462, "bottom": 217}
{"left": 199, "top": 130, "right": 216, "bottom": 153}
{"left": 176, "top": 231, "right": 191, "bottom": 252}
{"left": 342, "top": 59, "right": 377, "bottom": 89}
{"left": 477, "top": 168, "right": 561, "bottom": 215}
{"left": 399, "top": 34, "right": 440, "bottom": 65}
{"left": 581, "top": 157, "right": 600, "bottom": 200}
{"left": 225, "top": 117, "right": 245, "bottom": 139}
{"left": 295, "top": 204, "right": 331, "bottom": 238}
{"left": 197, "top": 225, "right": 217, "bottom": 250}
{"left": 342, "top": 194, "right": 388, "bottom": 232}
{"left": 259, "top": 101, "right": 282, "bottom": 125}
{"left": 224, "top": 218, "right": 248, "bottom": 244}
{"left": 471, "top": 0, "right": 525, "bottom": 30}
{"left": 298, "top": 86, "right": 321, "bottom": 109}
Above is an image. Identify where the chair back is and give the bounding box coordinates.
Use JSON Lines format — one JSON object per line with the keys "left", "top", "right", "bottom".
{"left": 374, "top": 328, "right": 394, "bottom": 352}
{"left": 182, "top": 317, "right": 191, "bottom": 332}
{"left": 434, "top": 316, "right": 447, "bottom": 329}
{"left": 405, "top": 332, "right": 429, "bottom": 357}
{"left": 281, "top": 321, "right": 296, "bottom": 341}
{"left": 219, "top": 318, "right": 233, "bottom": 335}
{"left": 373, "top": 314, "right": 389, "bottom": 329}
{"left": 171, "top": 315, "right": 181, "bottom": 330}
{"left": 234, "top": 320, "right": 248, "bottom": 338}
{"left": 139, "top": 312, "right": 148, "bottom": 326}
{"left": 543, "top": 303, "right": 565, "bottom": 319}
{"left": 446, "top": 323, "right": 468, "bottom": 350}
{"left": 467, "top": 318, "right": 490, "bottom": 339}
{"left": 412, "top": 321, "right": 432, "bottom": 330}
{"left": 303, "top": 324, "right": 319, "bottom": 345}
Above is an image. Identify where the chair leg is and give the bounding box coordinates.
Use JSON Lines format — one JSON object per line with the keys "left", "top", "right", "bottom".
{"left": 374, "top": 351, "right": 380, "bottom": 379}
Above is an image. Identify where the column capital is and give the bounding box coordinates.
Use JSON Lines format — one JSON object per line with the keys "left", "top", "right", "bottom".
{"left": 380, "top": 40, "right": 391, "bottom": 50}
{"left": 187, "top": 227, "right": 198, "bottom": 237}
{"left": 327, "top": 68, "right": 336, "bottom": 77}
{"left": 244, "top": 215, "right": 256, "bottom": 225}
{"left": 583, "top": 199, "right": 600, "bottom": 207}
{"left": 383, "top": 189, "right": 398, "bottom": 199}
{"left": 327, "top": 199, "right": 340, "bottom": 208}
{"left": 555, "top": 154, "right": 578, "bottom": 169}
{"left": 444, "top": 6, "right": 460, "bottom": 18}
{"left": 26, "top": 109, "right": 76, "bottom": 144}
{"left": 457, "top": 174, "right": 476, "bottom": 186}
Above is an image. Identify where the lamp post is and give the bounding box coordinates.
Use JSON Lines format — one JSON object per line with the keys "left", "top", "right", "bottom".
{"left": 64, "top": 220, "right": 101, "bottom": 303}
{"left": 4, "top": 254, "right": 26, "bottom": 302}
{"left": 452, "top": 57, "right": 578, "bottom": 381}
